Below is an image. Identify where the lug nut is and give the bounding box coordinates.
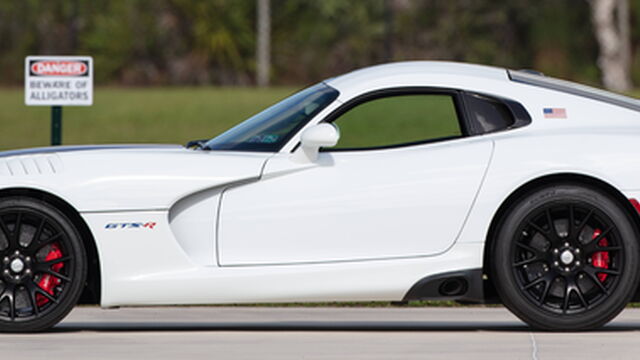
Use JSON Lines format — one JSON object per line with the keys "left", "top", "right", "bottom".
{"left": 564, "top": 242, "right": 570, "bottom": 247}
{"left": 575, "top": 249, "right": 580, "bottom": 254}
{"left": 553, "top": 249, "right": 559, "bottom": 254}
{"left": 3, "top": 269, "right": 8, "bottom": 275}
{"left": 13, "top": 276, "right": 19, "bottom": 281}
{"left": 554, "top": 261, "right": 559, "bottom": 266}
{"left": 3, "top": 257, "right": 8, "bottom": 263}
{"left": 25, "top": 269, "right": 31, "bottom": 275}
{"left": 576, "top": 261, "right": 581, "bottom": 266}
{"left": 14, "top": 250, "right": 19, "bottom": 255}
{"left": 25, "top": 257, "right": 31, "bottom": 262}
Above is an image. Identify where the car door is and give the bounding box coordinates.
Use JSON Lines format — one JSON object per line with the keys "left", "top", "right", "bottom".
{"left": 218, "top": 90, "right": 494, "bottom": 265}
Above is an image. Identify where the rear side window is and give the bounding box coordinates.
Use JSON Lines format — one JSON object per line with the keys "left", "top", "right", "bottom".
{"left": 330, "top": 94, "right": 462, "bottom": 150}
{"left": 464, "top": 93, "right": 514, "bottom": 134}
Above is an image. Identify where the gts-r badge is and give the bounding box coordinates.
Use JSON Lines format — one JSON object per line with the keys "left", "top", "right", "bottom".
{"left": 105, "top": 222, "right": 157, "bottom": 230}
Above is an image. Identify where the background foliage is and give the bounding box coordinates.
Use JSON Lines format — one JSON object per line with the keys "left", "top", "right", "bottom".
{"left": 1, "top": 0, "right": 639, "bottom": 87}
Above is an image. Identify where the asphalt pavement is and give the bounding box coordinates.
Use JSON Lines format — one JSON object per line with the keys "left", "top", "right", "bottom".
{"left": 2, "top": 306, "right": 640, "bottom": 359}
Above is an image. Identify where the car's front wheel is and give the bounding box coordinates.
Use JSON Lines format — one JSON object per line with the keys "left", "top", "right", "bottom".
{"left": 492, "top": 184, "right": 640, "bottom": 330}
{"left": 0, "top": 197, "right": 86, "bottom": 332}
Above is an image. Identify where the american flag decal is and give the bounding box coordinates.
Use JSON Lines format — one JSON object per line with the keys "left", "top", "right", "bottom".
{"left": 543, "top": 108, "right": 567, "bottom": 118}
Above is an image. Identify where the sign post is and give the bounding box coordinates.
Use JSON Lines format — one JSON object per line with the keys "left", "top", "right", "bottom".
{"left": 25, "top": 56, "right": 93, "bottom": 146}
{"left": 51, "top": 106, "right": 62, "bottom": 146}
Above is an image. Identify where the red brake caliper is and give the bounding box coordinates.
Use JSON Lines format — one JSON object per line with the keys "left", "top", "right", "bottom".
{"left": 36, "top": 243, "right": 64, "bottom": 306}
{"left": 591, "top": 229, "right": 610, "bottom": 282}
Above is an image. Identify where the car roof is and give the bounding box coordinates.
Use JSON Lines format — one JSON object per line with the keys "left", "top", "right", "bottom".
{"left": 324, "top": 61, "right": 640, "bottom": 114}
{"left": 326, "top": 61, "right": 507, "bottom": 87}
{"left": 324, "top": 61, "right": 509, "bottom": 101}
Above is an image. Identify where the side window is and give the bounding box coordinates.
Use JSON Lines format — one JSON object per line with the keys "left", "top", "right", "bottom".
{"left": 465, "top": 93, "right": 515, "bottom": 134}
{"left": 331, "top": 94, "right": 462, "bottom": 150}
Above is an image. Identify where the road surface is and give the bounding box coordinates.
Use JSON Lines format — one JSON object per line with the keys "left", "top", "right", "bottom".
{"left": 2, "top": 306, "right": 640, "bottom": 359}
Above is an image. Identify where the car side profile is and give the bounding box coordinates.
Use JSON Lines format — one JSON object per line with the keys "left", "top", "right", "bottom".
{"left": 1, "top": 61, "right": 640, "bottom": 332}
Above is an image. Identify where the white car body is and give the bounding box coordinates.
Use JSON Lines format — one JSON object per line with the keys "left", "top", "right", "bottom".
{"left": 2, "top": 61, "right": 640, "bottom": 308}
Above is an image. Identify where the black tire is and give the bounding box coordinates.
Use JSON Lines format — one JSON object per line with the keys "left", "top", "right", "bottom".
{"left": 492, "top": 184, "right": 640, "bottom": 331}
{"left": 0, "top": 197, "right": 87, "bottom": 332}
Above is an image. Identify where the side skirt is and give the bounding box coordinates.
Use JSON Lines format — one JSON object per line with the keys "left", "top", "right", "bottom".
{"left": 403, "top": 269, "right": 487, "bottom": 303}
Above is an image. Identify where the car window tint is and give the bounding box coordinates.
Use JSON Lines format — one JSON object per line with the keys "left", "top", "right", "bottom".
{"left": 331, "top": 94, "right": 461, "bottom": 150}
{"left": 465, "top": 94, "right": 514, "bottom": 133}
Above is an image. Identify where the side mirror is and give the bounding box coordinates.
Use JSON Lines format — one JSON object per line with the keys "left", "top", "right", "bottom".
{"left": 301, "top": 123, "right": 339, "bottom": 149}
{"left": 292, "top": 123, "right": 340, "bottom": 163}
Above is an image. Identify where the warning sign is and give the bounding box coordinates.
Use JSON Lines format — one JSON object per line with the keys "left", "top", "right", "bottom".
{"left": 25, "top": 56, "right": 93, "bottom": 106}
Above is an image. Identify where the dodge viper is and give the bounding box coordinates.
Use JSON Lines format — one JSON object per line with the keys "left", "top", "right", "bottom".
{"left": 1, "top": 61, "right": 640, "bottom": 332}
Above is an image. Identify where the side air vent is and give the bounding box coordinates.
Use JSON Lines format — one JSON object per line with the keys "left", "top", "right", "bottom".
{"left": 403, "top": 269, "right": 485, "bottom": 303}
{"left": 0, "top": 155, "right": 63, "bottom": 176}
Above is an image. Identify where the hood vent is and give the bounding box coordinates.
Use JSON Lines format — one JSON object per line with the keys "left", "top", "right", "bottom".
{"left": 0, "top": 155, "right": 63, "bottom": 176}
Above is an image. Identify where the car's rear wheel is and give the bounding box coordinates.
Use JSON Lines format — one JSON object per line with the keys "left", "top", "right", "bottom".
{"left": 492, "top": 184, "right": 640, "bottom": 330}
{"left": 0, "top": 197, "right": 86, "bottom": 332}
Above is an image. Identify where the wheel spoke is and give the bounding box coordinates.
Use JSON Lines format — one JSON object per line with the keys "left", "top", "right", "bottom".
{"left": 13, "top": 212, "right": 22, "bottom": 246}
{"left": 0, "top": 215, "right": 18, "bottom": 252}
{"left": 562, "top": 281, "right": 572, "bottom": 313}
{"left": 538, "top": 275, "right": 554, "bottom": 305}
{"left": 527, "top": 220, "right": 547, "bottom": 237}
{"left": 513, "top": 256, "right": 542, "bottom": 267}
{"left": 33, "top": 256, "right": 71, "bottom": 272}
{"left": 575, "top": 209, "right": 594, "bottom": 237}
{"left": 515, "top": 242, "right": 545, "bottom": 258}
{"left": 0, "top": 215, "right": 12, "bottom": 248}
{"left": 583, "top": 264, "right": 619, "bottom": 277}
{"left": 592, "top": 226, "right": 613, "bottom": 245}
{"left": 568, "top": 205, "right": 575, "bottom": 239}
{"left": 44, "top": 268, "right": 71, "bottom": 283}
{"left": 26, "top": 233, "right": 62, "bottom": 252}
{"left": 594, "top": 246, "right": 621, "bottom": 252}
{"left": 594, "top": 268, "right": 619, "bottom": 276}
{"left": 30, "top": 217, "right": 46, "bottom": 249}
{"left": 582, "top": 269, "right": 609, "bottom": 294}
{"left": 25, "top": 281, "right": 40, "bottom": 316}
{"left": 0, "top": 283, "right": 16, "bottom": 320}
{"left": 33, "top": 285, "right": 58, "bottom": 304}
{"left": 523, "top": 274, "right": 549, "bottom": 291}
{"left": 584, "top": 245, "right": 621, "bottom": 256}
{"left": 573, "top": 281, "right": 588, "bottom": 308}
{"left": 545, "top": 209, "right": 560, "bottom": 243}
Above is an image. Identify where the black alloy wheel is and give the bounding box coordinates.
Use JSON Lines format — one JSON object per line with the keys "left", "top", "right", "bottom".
{"left": 0, "top": 197, "right": 86, "bottom": 332}
{"left": 492, "top": 184, "right": 640, "bottom": 331}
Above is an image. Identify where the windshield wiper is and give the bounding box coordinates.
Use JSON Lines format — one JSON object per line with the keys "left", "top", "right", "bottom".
{"left": 185, "top": 139, "right": 210, "bottom": 150}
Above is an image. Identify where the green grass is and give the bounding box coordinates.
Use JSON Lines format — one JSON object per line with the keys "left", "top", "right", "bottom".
{"left": 0, "top": 87, "right": 298, "bottom": 151}
{"left": 2, "top": 87, "right": 639, "bottom": 151}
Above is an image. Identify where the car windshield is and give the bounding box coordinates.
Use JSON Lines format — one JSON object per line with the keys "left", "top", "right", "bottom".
{"left": 204, "top": 83, "right": 339, "bottom": 152}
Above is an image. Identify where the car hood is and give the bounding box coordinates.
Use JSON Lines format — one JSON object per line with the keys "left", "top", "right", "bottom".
{"left": 0, "top": 144, "right": 272, "bottom": 212}
{"left": 0, "top": 144, "right": 183, "bottom": 159}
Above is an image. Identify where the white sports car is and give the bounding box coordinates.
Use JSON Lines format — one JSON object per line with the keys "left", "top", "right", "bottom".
{"left": 1, "top": 61, "right": 640, "bottom": 332}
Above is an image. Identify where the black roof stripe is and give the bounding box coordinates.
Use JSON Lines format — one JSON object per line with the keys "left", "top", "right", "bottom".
{"left": 508, "top": 70, "right": 640, "bottom": 112}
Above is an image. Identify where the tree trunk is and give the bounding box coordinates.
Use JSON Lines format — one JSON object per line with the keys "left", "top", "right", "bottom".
{"left": 256, "top": 0, "right": 271, "bottom": 87}
{"left": 589, "top": 0, "right": 632, "bottom": 92}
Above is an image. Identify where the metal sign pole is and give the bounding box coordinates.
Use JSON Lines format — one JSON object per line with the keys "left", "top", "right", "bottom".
{"left": 51, "top": 106, "right": 62, "bottom": 146}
